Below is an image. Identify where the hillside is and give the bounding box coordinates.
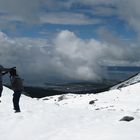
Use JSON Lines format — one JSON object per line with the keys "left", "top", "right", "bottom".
{"left": 1, "top": 82, "right": 140, "bottom": 140}
{"left": 110, "top": 73, "right": 140, "bottom": 90}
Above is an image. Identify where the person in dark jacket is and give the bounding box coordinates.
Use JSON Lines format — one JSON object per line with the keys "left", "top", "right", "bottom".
{"left": 10, "top": 68, "right": 23, "bottom": 113}
{"left": 0, "top": 65, "right": 13, "bottom": 99}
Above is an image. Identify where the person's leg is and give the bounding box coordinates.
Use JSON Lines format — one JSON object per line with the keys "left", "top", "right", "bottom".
{"left": 0, "top": 86, "right": 3, "bottom": 97}
{"left": 13, "top": 92, "right": 21, "bottom": 112}
{"left": 0, "top": 80, "right": 3, "bottom": 97}
{"left": 0, "top": 88, "right": 2, "bottom": 102}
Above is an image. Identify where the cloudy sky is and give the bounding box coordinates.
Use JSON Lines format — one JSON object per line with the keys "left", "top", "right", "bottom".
{"left": 0, "top": 0, "right": 140, "bottom": 85}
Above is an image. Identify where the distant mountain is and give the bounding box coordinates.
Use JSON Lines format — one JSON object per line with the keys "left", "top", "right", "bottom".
{"left": 23, "top": 81, "right": 113, "bottom": 98}
{"left": 102, "top": 65, "right": 140, "bottom": 82}
{"left": 110, "top": 73, "right": 140, "bottom": 90}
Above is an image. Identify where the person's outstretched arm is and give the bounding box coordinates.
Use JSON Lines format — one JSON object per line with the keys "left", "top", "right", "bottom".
{"left": 2, "top": 67, "right": 16, "bottom": 74}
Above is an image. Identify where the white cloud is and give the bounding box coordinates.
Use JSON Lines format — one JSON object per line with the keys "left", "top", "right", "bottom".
{"left": 40, "top": 12, "right": 100, "bottom": 25}
{"left": 1, "top": 0, "right": 140, "bottom": 84}
{"left": 52, "top": 30, "right": 140, "bottom": 82}
{"left": 0, "top": 30, "right": 140, "bottom": 84}
{"left": 0, "top": 0, "right": 139, "bottom": 33}
{"left": 0, "top": 31, "right": 104, "bottom": 83}
{"left": 0, "top": 0, "right": 116, "bottom": 27}
{"left": 0, "top": 30, "right": 140, "bottom": 83}
{"left": 74, "top": 0, "right": 140, "bottom": 37}
{"left": 115, "top": 0, "right": 140, "bottom": 37}
{"left": 0, "top": 0, "right": 41, "bottom": 23}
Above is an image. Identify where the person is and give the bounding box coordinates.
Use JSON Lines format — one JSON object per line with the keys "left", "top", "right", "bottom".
{"left": 9, "top": 68, "right": 23, "bottom": 113}
{"left": 0, "top": 65, "right": 13, "bottom": 98}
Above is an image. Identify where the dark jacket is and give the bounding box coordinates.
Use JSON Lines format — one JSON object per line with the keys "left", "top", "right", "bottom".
{"left": 10, "top": 76, "right": 24, "bottom": 92}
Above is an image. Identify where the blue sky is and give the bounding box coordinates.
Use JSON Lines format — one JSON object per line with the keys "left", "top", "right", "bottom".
{"left": 1, "top": 3, "right": 136, "bottom": 40}
{"left": 0, "top": 0, "right": 140, "bottom": 84}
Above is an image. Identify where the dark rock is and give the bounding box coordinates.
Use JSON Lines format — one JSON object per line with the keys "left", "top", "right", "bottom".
{"left": 95, "top": 108, "right": 100, "bottom": 110}
{"left": 43, "top": 98, "right": 49, "bottom": 100}
{"left": 89, "top": 100, "right": 95, "bottom": 105}
{"left": 120, "top": 116, "right": 134, "bottom": 122}
{"left": 58, "top": 95, "right": 66, "bottom": 101}
{"left": 89, "top": 99, "right": 98, "bottom": 105}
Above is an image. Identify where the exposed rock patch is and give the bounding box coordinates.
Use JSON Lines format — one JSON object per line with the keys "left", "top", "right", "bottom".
{"left": 120, "top": 116, "right": 134, "bottom": 122}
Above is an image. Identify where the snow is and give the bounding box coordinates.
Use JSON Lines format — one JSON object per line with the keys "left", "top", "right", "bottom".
{"left": 110, "top": 73, "right": 140, "bottom": 90}
{"left": 1, "top": 82, "right": 140, "bottom": 140}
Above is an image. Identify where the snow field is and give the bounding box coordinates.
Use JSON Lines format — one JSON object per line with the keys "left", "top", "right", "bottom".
{"left": 1, "top": 83, "right": 140, "bottom": 140}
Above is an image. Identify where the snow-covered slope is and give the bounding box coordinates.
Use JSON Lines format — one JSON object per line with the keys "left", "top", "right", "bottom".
{"left": 110, "top": 73, "right": 140, "bottom": 90}
{"left": 1, "top": 83, "right": 140, "bottom": 140}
